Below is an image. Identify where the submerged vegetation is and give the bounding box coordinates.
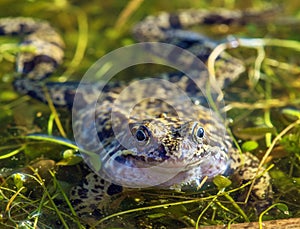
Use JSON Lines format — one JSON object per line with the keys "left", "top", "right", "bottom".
{"left": 0, "top": 0, "right": 299, "bottom": 228}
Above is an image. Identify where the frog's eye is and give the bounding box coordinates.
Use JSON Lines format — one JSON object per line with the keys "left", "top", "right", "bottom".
{"left": 196, "top": 127, "right": 205, "bottom": 138}
{"left": 191, "top": 123, "right": 205, "bottom": 143}
{"left": 133, "top": 125, "right": 150, "bottom": 143}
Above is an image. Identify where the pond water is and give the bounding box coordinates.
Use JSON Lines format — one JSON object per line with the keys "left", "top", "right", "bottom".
{"left": 0, "top": 1, "right": 299, "bottom": 228}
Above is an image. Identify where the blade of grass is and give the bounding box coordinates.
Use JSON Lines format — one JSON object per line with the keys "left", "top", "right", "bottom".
{"left": 114, "top": 0, "right": 144, "bottom": 30}
{"left": 245, "top": 119, "right": 300, "bottom": 203}
{"left": 195, "top": 190, "right": 222, "bottom": 229}
{"left": 27, "top": 166, "right": 69, "bottom": 228}
{"left": 93, "top": 194, "right": 217, "bottom": 227}
{"left": 43, "top": 86, "right": 67, "bottom": 138}
{"left": 5, "top": 187, "right": 26, "bottom": 213}
{"left": 60, "top": 7, "right": 88, "bottom": 80}
{"left": 49, "top": 170, "right": 84, "bottom": 228}
{"left": 0, "top": 145, "right": 25, "bottom": 160}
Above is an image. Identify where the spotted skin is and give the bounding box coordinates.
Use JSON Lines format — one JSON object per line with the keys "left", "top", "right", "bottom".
{"left": 0, "top": 9, "right": 274, "bottom": 222}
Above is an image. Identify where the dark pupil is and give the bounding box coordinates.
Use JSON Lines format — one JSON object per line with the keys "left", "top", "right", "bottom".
{"left": 136, "top": 129, "right": 147, "bottom": 141}
{"left": 197, "top": 127, "right": 204, "bottom": 138}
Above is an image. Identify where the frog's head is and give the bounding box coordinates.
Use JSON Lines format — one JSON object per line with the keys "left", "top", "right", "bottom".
{"left": 99, "top": 114, "right": 230, "bottom": 188}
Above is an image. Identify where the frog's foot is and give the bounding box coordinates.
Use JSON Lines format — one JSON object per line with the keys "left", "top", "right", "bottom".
{"left": 70, "top": 172, "right": 123, "bottom": 221}
{"left": 229, "top": 150, "right": 272, "bottom": 213}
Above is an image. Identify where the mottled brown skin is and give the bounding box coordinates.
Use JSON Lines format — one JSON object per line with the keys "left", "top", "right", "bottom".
{"left": 0, "top": 8, "right": 273, "bottom": 222}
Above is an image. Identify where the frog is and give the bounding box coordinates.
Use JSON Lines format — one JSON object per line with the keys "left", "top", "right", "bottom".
{"left": 0, "top": 8, "right": 274, "bottom": 226}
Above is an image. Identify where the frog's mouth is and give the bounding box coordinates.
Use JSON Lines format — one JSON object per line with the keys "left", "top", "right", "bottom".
{"left": 110, "top": 140, "right": 225, "bottom": 168}
{"left": 98, "top": 148, "right": 227, "bottom": 188}
{"left": 113, "top": 154, "right": 198, "bottom": 170}
{"left": 107, "top": 141, "right": 201, "bottom": 168}
{"left": 98, "top": 145, "right": 229, "bottom": 188}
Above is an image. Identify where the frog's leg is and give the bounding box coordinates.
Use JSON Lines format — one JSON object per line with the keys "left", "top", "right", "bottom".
{"left": 13, "top": 79, "right": 81, "bottom": 108}
{"left": 0, "top": 18, "right": 77, "bottom": 107}
{"left": 228, "top": 149, "right": 272, "bottom": 212}
{"left": 133, "top": 8, "right": 278, "bottom": 43}
{"left": 0, "top": 17, "right": 64, "bottom": 80}
{"left": 133, "top": 8, "right": 279, "bottom": 88}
